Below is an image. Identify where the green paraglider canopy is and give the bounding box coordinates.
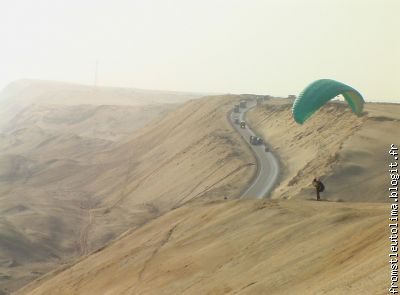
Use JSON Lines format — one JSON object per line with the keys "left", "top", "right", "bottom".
{"left": 292, "top": 79, "right": 364, "bottom": 124}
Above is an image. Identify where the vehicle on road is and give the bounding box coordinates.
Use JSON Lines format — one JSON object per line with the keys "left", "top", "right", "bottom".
{"left": 249, "top": 135, "right": 263, "bottom": 145}
{"left": 240, "top": 121, "right": 246, "bottom": 128}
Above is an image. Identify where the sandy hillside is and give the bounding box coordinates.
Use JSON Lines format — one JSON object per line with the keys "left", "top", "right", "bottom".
{"left": 14, "top": 100, "right": 397, "bottom": 295}
{"left": 0, "top": 90, "right": 254, "bottom": 294}
{"left": 0, "top": 79, "right": 203, "bottom": 131}
{"left": 247, "top": 100, "right": 400, "bottom": 202}
{"left": 0, "top": 79, "right": 201, "bottom": 106}
{"left": 16, "top": 199, "right": 388, "bottom": 295}
{"left": 70, "top": 95, "right": 255, "bottom": 253}
{"left": 1, "top": 104, "right": 176, "bottom": 142}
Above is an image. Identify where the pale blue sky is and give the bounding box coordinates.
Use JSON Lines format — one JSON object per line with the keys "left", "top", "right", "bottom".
{"left": 1, "top": 0, "right": 399, "bottom": 101}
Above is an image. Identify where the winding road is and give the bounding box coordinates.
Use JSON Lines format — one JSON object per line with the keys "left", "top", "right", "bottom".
{"left": 230, "top": 102, "right": 280, "bottom": 199}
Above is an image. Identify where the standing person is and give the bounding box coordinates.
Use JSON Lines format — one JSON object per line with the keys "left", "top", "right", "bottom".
{"left": 312, "top": 178, "right": 325, "bottom": 201}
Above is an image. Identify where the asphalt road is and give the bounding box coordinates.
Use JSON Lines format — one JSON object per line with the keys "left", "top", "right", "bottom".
{"left": 230, "top": 102, "right": 280, "bottom": 199}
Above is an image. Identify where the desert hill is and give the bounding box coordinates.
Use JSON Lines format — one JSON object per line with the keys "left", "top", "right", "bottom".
{"left": 15, "top": 199, "right": 387, "bottom": 295}
{"left": 0, "top": 79, "right": 203, "bottom": 131}
{"left": 0, "top": 79, "right": 201, "bottom": 107}
{"left": 14, "top": 99, "right": 398, "bottom": 294}
{"left": 1, "top": 104, "right": 177, "bottom": 142}
{"left": 64, "top": 95, "right": 255, "bottom": 254}
{"left": 247, "top": 100, "right": 400, "bottom": 202}
{"left": 0, "top": 82, "right": 254, "bottom": 294}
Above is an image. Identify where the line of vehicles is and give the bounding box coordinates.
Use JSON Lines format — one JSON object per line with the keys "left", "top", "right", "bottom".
{"left": 233, "top": 100, "right": 247, "bottom": 113}
{"left": 232, "top": 100, "right": 269, "bottom": 152}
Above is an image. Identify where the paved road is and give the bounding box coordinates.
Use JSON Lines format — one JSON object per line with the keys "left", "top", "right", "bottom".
{"left": 230, "top": 102, "right": 280, "bottom": 199}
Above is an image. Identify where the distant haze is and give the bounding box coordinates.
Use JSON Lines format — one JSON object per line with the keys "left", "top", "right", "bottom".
{"left": 1, "top": 0, "right": 399, "bottom": 101}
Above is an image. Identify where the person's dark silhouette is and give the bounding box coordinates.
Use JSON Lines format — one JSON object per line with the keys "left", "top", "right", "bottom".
{"left": 312, "top": 178, "right": 325, "bottom": 201}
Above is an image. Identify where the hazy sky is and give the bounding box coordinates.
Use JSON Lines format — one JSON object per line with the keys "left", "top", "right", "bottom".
{"left": 1, "top": 0, "right": 399, "bottom": 101}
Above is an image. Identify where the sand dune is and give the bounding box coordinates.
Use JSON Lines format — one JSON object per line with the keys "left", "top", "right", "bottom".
{"left": 0, "top": 85, "right": 254, "bottom": 293}
{"left": 16, "top": 199, "right": 388, "bottom": 295}
{"left": 69, "top": 95, "right": 255, "bottom": 254}
{"left": 247, "top": 100, "right": 400, "bottom": 202}
{"left": 0, "top": 79, "right": 202, "bottom": 132}
{"left": 13, "top": 99, "right": 397, "bottom": 294}
{"left": 0, "top": 79, "right": 202, "bottom": 107}
{"left": 0, "top": 80, "right": 204, "bottom": 293}
{"left": 2, "top": 104, "right": 177, "bottom": 142}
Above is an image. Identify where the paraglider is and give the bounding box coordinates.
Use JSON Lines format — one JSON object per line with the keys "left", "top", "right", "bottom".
{"left": 292, "top": 79, "right": 364, "bottom": 124}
